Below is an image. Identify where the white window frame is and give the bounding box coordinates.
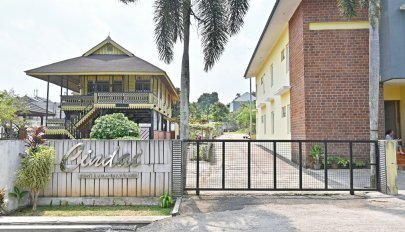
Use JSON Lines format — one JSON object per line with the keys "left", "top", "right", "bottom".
{"left": 261, "top": 74, "right": 266, "bottom": 94}
{"left": 286, "top": 44, "right": 290, "bottom": 73}
{"left": 287, "top": 104, "right": 291, "bottom": 134}
{"left": 270, "top": 63, "right": 274, "bottom": 87}
{"left": 281, "top": 106, "right": 287, "bottom": 118}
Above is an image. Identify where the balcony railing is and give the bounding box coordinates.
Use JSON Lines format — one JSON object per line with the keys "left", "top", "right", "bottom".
{"left": 61, "top": 95, "right": 94, "bottom": 106}
{"left": 61, "top": 93, "right": 161, "bottom": 106}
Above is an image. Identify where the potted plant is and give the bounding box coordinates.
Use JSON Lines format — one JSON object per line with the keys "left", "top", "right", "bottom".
{"left": 337, "top": 157, "right": 349, "bottom": 168}
{"left": 327, "top": 155, "right": 340, "bottom": 169}
{"left": 310, "top": 145, "right": 323, "bottom": 170}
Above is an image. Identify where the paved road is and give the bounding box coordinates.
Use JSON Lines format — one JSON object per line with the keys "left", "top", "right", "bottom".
{"left": 139, "top": 192, "right": 405, "bottom": 232}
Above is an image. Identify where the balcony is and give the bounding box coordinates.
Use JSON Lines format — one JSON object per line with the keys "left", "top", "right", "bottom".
{"left": 61, "top": 93, "right": 158, "bottom": 107}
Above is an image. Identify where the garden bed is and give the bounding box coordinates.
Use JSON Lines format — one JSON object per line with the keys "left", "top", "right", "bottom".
{"left": 9, "top": 205, "right": 172, "bottom": 217}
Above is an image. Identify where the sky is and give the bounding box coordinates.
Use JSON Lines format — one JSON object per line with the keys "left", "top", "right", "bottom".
{"left": 0, "top": 0, "right": 275, "bottom": 104}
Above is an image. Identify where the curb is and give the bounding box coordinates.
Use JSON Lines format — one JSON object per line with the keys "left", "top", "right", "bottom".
{"left": 171, "top": 197, "right": 182, "bottom": 216}
{"left": 0, "top": 216, "right": 170, "bottom": 225}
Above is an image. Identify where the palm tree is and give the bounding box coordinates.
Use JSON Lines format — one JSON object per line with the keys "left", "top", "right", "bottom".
{"left": 120, "top": 0, "right": 250, "bottom": 140}
{"left": 337, "top": 0, "right": 381, "bottom": 187}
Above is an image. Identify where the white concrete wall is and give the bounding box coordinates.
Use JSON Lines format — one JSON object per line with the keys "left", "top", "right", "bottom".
{"left": 0, "top": 140, "right": 26, "bottom": 212}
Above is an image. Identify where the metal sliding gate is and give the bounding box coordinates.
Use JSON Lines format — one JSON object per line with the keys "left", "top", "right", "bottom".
{"left": 183, "top": 140, "right": 380, "bottom": 195}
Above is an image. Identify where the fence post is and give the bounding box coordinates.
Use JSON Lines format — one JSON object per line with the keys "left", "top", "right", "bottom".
{"left": 324, "top": 142, "right": 328, "bottom": 190}
{"left": 171, "top": 140, "right": 183, "bottom": 198}
{"left": 299, "top": 142, "right": 303, "bottom": 190}
{"left": 273, "top": 141, "right": 277, "bottom": 189}
{"left": 222, "top": 141, "right": 225, "bottom": 190}
{"left": 196, "top": 141, "right": 200, "bottom": 195}
{"left": 375, "top": 141, "right": 380, "bottom": 191}
{"left": 248, "top": 141, "right": 251, "bottom": 190}
{"left": 384, "top": 140, "right": 398, "bottom": 195}
{"left": 349, "top": 142, "right": 354, "bottom": 195}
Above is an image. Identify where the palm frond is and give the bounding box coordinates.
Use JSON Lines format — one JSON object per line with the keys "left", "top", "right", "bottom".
{"left": 227, "top": 0, "right": 249, "bottom": 36}
{"left": 337, "top": 0, "right": 357, "bottom": 19}
{"left": 153, "top": 0, "right": 183, "bottom": 64}
{"left": 119, "top": 0, "right": 138, "bottom": 4}
{"left": 196, "top": 0, "right": 229, "bottom": 71}
{"left": 359, "top": 0, "right": 369, "bottom": 9}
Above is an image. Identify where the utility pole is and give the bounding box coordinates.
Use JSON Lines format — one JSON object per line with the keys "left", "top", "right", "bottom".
{"left": 249, "top": 78, "right": 253, "bottom": 138}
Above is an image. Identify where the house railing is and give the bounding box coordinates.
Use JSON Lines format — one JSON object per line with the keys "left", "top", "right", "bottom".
{"left": 61, "top": 93, "right": 160, "bottom": 107}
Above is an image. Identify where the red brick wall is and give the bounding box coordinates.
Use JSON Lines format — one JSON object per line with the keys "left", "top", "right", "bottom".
{"left": 289, "top": 3, "right": 306, "bottom": 140}
{"left": 302, "top": 0, "right": 370, "bottom": 140}
{"left": 288, "top": 0, "right": 383, "bottom": 142}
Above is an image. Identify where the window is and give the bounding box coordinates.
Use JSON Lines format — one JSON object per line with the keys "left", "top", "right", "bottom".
{"left": 281, "top": 106, "right": 287, "bottom": 118}
{"left": 281, "top": 49, "right": 285, "bottom": 62}
{"left": 263, "top": 114, "right": 267, "bottom": 134}
{"left": 112, "top": 81, "right": 123, "bottom": 93}
{"left": 271, "top": 111, "right": 275, "bottom": 134}
{"left": 287, "top": 104, "right": 291, "bottom": 134}
{"left": 135, "top": 80, "right": 151, "bottom": 93}
{"left": 87, "top": 81, "right": 109, "bottom": 95}
{"left": 286, "top": 44, "right": 290, "bottom": 73}
{"left": 270, "top": 63, "right": 274, "bottom": 87}
{"left": 261, "top": 74, "right": 265, "bottom": 94}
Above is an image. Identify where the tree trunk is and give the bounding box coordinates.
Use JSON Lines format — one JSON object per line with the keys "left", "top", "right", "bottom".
{"left": 180, "top": 1, "right": 191, "bottom": 140}
{"left": 31, "top": 190, "right": 39, "bottom": 211}
{"left": 369, "top": 1, "right": 380, "bottom": 188}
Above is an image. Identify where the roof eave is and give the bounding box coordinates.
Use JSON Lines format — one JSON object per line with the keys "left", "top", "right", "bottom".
{"left": 244, "top": 0, "right": 301, "bottom": 78}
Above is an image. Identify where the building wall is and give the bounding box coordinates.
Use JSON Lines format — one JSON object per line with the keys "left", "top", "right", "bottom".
{"left": 255, "top": 28, "right": 291, "bottom": 140}
{"left": 290, "top": 0, "right": 369, "bottom": 139}
{"left": 380, "top": 0, "right": 405, "bottom": 81}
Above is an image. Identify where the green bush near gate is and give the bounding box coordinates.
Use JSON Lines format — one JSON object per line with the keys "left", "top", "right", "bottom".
{"left": 90, "top": 113, "right": 140, "bottom": 140}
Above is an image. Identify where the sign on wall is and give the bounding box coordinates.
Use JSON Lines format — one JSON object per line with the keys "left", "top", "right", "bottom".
{"left": 40, "top": 140, "right": 172, "bottom": 198}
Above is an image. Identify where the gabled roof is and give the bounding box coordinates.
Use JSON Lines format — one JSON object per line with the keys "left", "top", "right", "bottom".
{"left": 83, "top": 36, "right": 134, "bottom": 57}
{"left": 244, "top": 0, "right": 301, "bottom": 78}
{"left": 233, "top": 92, "right": 256, "bottom": 102}
{"left": 25, "top": 37, "right": 178, "bottom": 98}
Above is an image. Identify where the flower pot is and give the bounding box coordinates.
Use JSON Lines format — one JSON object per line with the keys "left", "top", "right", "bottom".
{"left": 313, "top": 163, "right": 322, "bottom": 170}
{"left": 331, "top": 164, "right": 339, "bottom": 169}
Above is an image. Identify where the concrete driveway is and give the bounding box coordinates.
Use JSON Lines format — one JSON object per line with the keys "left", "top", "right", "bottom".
{"left": 139, "top": 192, "right": 405, "bottom": 232}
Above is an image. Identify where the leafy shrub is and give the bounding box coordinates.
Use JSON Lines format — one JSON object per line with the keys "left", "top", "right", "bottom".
{"left": 353, "top": 160, "right": 366, "bottom": 168}
{"left": 337, "top": 157, "right": 349, "bottom": 168}
{"left": 310, "top": 145, "right": 323, "bottom": 165}
{"left": 90, "top": 113, "right": 140, "bottom": 139}
{"left": 159, "top": 193, "right": 173, "bottom": 208}
{"left": 16, "top": 145, "right": 55, "bottom": 211}
{"left": 116, "top": 136, "right": 141, "bottom": 141}
{"left": 25, "top": 126, "right": 46, "bottom": 152}
{"left": 8, "top": 186, "right": 29, "bottom": 207}
{"left": 327, "top": 155, "right": 340, "bottom": 166}
{"left": 0, "top": 188, "right": 6, "bottom": 214}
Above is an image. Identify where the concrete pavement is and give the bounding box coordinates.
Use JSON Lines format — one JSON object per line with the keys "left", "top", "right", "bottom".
{"left": 138, "top": 192, "right": 405, "bottom": 232}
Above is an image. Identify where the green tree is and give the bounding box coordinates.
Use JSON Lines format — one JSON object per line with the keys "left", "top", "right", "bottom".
{"left": 211, "top": 102, "right": 229, "bottom": 122}
{"left": 90, "top": 113, "right": 140, "bottom": 139}
{"left": 337, "top": 0, "right": 381, "bottom": 187}
{"left": 197, "top": 92, "right": 219, "bottom": 120}
{"left": 0, "top": 90, "right": 28, "bottom": 137}
{"left": 0, "top": 90, "right": 18, "bottom": 125}
{"left": 120, "top": 0, "right": 250, "bottom": 139}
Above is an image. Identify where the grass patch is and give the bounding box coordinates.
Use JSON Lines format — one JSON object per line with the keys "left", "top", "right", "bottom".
{"left": 10, "top": 205, "right": 172, "bottom": 217}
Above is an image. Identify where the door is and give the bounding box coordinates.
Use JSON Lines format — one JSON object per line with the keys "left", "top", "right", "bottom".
{"left": 385, "top": 101, "right": 401, "bottom": 138}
